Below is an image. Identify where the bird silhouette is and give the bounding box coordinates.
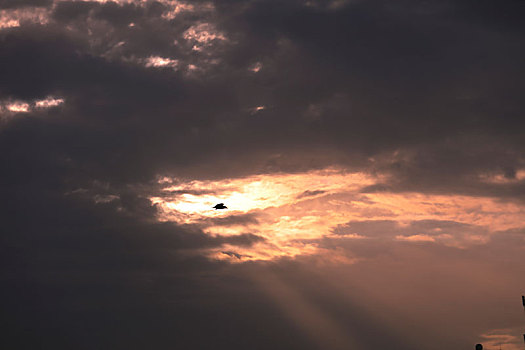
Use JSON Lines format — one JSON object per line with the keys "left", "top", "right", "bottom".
{"left": 213, "top": 203, "right": 227, "bottom": 210}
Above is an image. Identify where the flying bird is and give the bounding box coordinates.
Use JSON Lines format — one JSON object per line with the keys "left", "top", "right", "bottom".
{"left": 213, "top": 203, "right": 227, "bottom": 210}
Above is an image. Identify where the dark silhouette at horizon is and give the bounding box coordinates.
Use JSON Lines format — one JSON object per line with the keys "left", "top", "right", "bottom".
{"left": 213, "top": 203, "right": 227, "bottom": 210}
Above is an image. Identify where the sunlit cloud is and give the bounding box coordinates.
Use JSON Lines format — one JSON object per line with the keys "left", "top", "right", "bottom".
{"left": 1, "top": 101, "right": 30, "bottom": 122}
{"left": 249, "top": 105, "right": 266, "bottom": 114}
{"left": 0, "top": 0, "right": 211, "bottom": 31}
{"left": 480, "top": 329, "right": 523, "bottom": 350}
{"left": 0, "top": 0, "right": 226, "bottom": 80}
{"left": 0, "top": 7, "right": 50, "bottom": 29}
{"left": 6, "top": 101, "right": 30, "bottom": 113}
{"left": 0, "top": 17, "right": 20, "bottom": 29}
{"left": 67, "top": 0, "right": 139, "bottom": 3}
{"left": 364, "top": 192, "right": 524, "bottom": 232}
{"left": 184, "top": 23, "right": 227, "bottom": 52}
{"left": 151, "top": 168, "right": 525, "bottom": 261}
{"left": 184, "top": 23, "right": 226, "bottom": 43}
{"left": 93, "top": 194, "right": 119, "bottom": 204}
{"left": 479, "top": 170, "right": 525, "bottom": 184}
{"left": 121, "top": 55, "right": 181, "bottom": 70}
{"left": 0, "top": 97, "right": 65, "bottom": 121}
{"left": 153, "top": 168, "right": 372, "bottom": 219}
{"left": 143, "top": 56, "right": 179, "bottom": 69}
{"left": 395, "top": 234, "right": 436, "bottom": 242}
{"left": 1, "top": 1, "right": 523, "bottom": 349}
{"left": 160, "top": 1, "right": 213, "bottom": 20}
{"left": 161, "top": 2, "right": 195, "bottom": 20}
{"left": 248, "top": 62, "right": 263, "bottom": 73}
{"left": 35, "top": 97, "right": 65, "bottom": 108}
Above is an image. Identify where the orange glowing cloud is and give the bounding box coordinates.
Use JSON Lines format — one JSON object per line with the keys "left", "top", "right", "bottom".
{"left": 480, "top": 329, "right": 523, "bottom": 350}
{"left": 0, "top": 7, "right": 50, "bottom": 29}
{"left": 183, "top": 23, "right": 227, "bottom": 52}
{"left": 0, "top": 97, "right": 65, "bottom": 120}
{"left": 150, "top": 168, "right": 525, "bottom": 262}
{"left": 6, "top": 102, "right": 30, "bottom": 113}
{"left": 35, "top": 97, "right": 65, "bottom": 108}
{"left": 144, "top": 56, "right": 179, "bottom": 69}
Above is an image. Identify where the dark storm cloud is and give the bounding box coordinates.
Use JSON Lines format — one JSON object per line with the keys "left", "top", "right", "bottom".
{"left": 210, "top": 0, "right": 525, "bottom": 188}
{"left": 0, "top": 0, "right": 51, "bottom": 9}
{"left": 2, "top": 0, "right": 523, "bottom": 187}
{"left": 1, "top": 1, "right": 525, "bottom": 349}
{"left": 51, "top": 1, "right": 98, "bottom": 22}
{"left": 0, "top": 162, "right": 277, "bottom": 350}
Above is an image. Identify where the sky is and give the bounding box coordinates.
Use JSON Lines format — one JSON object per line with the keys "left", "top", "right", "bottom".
{"left": 1, "top": 0, "right": 525, "bottom": 349}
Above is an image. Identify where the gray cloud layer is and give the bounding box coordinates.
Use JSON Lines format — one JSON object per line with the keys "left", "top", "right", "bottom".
{"left": 1, "top": 1, "right": 524, "bottom": 349}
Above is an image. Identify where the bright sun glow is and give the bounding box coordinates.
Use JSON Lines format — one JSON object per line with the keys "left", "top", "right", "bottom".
{"left": 150, "top": 168, "right": 525, "bottom": 262}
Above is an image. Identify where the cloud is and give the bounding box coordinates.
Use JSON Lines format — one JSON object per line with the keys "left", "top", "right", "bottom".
{"left": 0, "top": 96, "right": 64, "bottom": 122}
{"left": 296, "top": 189, "right": 326, "bottom": 199}
{"left": 0, "top": 0, "right": 52, "bottom": 9}
{"left": 332, "top": 219, "right": 494, "bottom": 248}
{"left": 200, "top": 213, "right": 260, "bottom": 227}
{"left": 1, "top": 0, "right": 524, "bottom": 349}
{"left": 143, "top": 55, "right": 179, "bottom": 69}
{"left": 221, "top": 250, "right": 245, "bottom": 259}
